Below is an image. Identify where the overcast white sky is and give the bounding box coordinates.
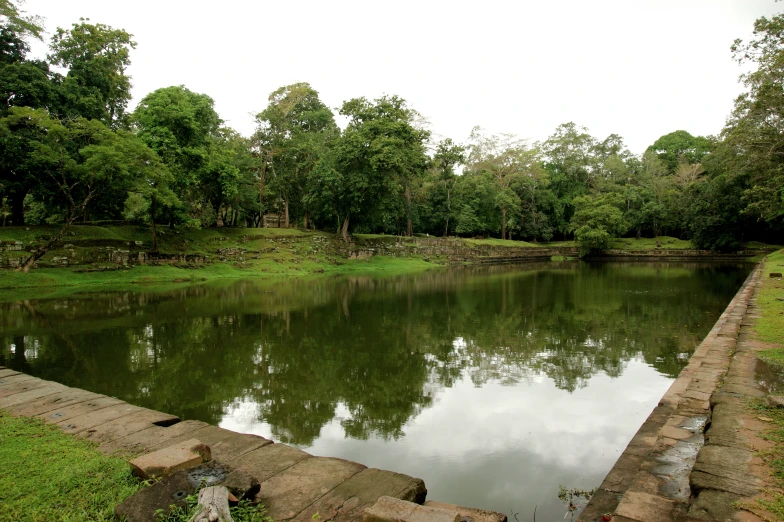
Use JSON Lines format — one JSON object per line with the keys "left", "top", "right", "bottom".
{"left": 20, "top": 0, "right": 781, "bottom": 154}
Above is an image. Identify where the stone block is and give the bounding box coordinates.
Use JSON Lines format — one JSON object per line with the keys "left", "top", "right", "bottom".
{"left": 235, "top": 443, "right": 311, "bottom": 482}
{"left": 57, "top": 403, "right": 142, "bottom": 434}
{"left": 290, "top": 468, "right": 427, "bottom": 522}
{"left": 79, "top": 409, "right": 180, "bottom": 444}
{"left": 100, "top": 419, "right": 210, "bottom": 456}
{"left": 614, "top": 491, "right": 676, "bottom": 522}
{"left": 258, "top": 457, "right": 366, "bottom": 520}
{"left": 130, "top": 438, "right": 211, "bottom": 479}
{"left": 364, "top": 497, "right": 459, "bottom": 522}
{"left": 425, "top": 501, "right": 506, "bottom": 522}
{"left": 766, "top": 395, "right": 784, "bottom": 408}
{"left": 38, "top": 396, "right": 124, "bottom": 423}
{"left": 148, "top": 425, "right": 271, "bottom": 463}
{"left": 115, "top": 469, "right": 194, "bottom": 522}
{"left": 8, "top": 389, "right": 97, "bottom": 417}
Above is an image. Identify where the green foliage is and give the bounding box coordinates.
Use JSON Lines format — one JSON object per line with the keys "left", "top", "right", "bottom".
{"left": 155, "top": 490, "right": 272, "bottom": 522}
{"left": 647, "top": 130, "right": 712, "bottom": 172}
{"left": 0, "top": 410, "right": 144, "bottom": 521}
{"left": 0, "top": 0, "right": 44, "bottom": 40}
{"left": 570, "top": 194, "right": 628, "bottom": 253}
{"left": 49, "top": 19, "right": 136, "bottom": 126}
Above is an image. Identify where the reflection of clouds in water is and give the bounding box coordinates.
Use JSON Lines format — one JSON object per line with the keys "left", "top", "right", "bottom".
{"left": 219, "top": 359, "right": 671, "bottom": 517}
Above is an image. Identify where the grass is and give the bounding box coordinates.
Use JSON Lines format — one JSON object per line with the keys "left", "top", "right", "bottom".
{"left": 0, "top": 409, "right": 144, "bottom": 521}
{"left": 609, "top": 236, "right": 693, "bottom": 250}
{"left": 756, "top": 249, "right": 784, "bottom": 347}
{"left": 460, "top": 237, "right": 540, "bottom": 248}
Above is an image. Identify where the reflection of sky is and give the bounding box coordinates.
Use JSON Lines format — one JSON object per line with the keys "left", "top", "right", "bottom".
{"left": 220, "top": 355, "right": 672, "bottom": 519}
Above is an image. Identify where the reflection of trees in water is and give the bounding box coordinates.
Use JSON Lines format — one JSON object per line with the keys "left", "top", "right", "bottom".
{"left": 0, "top": 263, "right": 750, "bottom": 444}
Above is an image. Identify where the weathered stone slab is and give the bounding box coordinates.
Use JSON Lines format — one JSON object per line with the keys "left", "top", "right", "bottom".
{"left": 687, "top": 489, "right": 744, "bottom": 521}
{"left": 235, "top": 442, "right": 311, "bottom": 482}
{"left": 364, "top": 497, "right": 459, "bottom": 522}
{"left": 38, "top": 396, "right": 124, "bottom": 423}
{"left": 100, "top": 419, "right": 210, "bottom": 456}
{"left": 257, "top": 457, "right": 367, "bottom": 521}
{"left": 79, "top": 409, "right": 180, "bottom": 444}
{"left": 575, "top": 488, "right": 621, "bottom": 522}
{"left": 0, "top": 373, "right": 36, "bottom": 386}
{"left": 691, "top": 445, "right": 762, "bottom": 496}
{"left": 614, "top": 491, "right": 676, "bottom": 522}
{"left": 130, "top": 438, "right": 211, "bottom": 479}
{"left": 0, "top": 376, "right": 45, "bottom": 398}
{"left": 291, "top": 468, "right": 427, "bottom": 522}
{"left": 0, "top": 382, "right": 67, "bottom": 408}
{"left": 424, "top": 502, "right": 507, "bottom": 522}
{"left": 114, "top": 468, "right": 194, "bottom": 522}
{"left": 8, "top": 389, "right": 98, "bottom": 417}
{"left": 57, "top": 402, "right": 142, "bottom": 434}
{"left": 0, "top": 368, "right": 20, "bottom": 378}
{"left": 149, "top": 425, "right": 271, "bottom": 462}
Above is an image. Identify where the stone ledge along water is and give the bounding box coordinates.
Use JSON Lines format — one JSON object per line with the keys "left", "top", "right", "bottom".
{"left": 577, "top": 265, "right": 762, "bottom": 522}
{"left": 0, "top": 367, "right": 504, "bottom": 522}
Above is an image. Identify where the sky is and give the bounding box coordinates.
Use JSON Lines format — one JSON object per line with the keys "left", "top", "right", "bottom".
{"left": 19, "top": 0, "right": 782, "bottom": 154}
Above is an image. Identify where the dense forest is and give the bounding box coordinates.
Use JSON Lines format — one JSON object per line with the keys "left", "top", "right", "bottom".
{"left": 1, "top": 2, "right": 783, "bottom": 259}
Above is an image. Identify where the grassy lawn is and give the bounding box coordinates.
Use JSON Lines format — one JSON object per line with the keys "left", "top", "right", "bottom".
{"left": 0, "top": 409, "right": 144, "bottom": 521}
{"left": 609, "top": 236, "right": 693, "bottom": 250}
{"left": 756, "top": 249, "right": 784, "bottom": 347}
{"left": 460, "top": 237, "right": 540, "bottom": 248}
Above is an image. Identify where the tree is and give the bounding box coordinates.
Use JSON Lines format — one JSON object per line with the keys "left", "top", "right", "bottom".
{"left": 722, "top": 13, "right": 784, "bottom": 230}
{"left": 0, "top": 26, "right": 54, "bottom": 225}
{"left": 131, "top": 85, "right": 221, "bottom": 227}
{"left": 647, "top": 130, "right": 712, "bottom": 173}
{"left": 570, "top": 193, "right": 628, "bottom": 253}
{"left": 0, "top": 0, "right": 44, "bottom": 41}
{"left": 426, "top": 138, "right": 465, "bottom": 236}
{"left": 326, "top": 95, "right": 430, "bottom": 241}
{"left": 48, "top": 19, "right": 136, "bottom": 126}
{"left": 254, "top": 83, "right": 337, "bottom": 229}
{"left": 466, "top": 127, "right": 542, "bottom": 240}
{"left": 0, "top": 107, "right": 163, "bottom": 270}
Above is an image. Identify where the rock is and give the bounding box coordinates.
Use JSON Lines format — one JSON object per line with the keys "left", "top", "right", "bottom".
{"left": 767, "top": 395, "right": 784, "bottom": 408}
{"left": 130, "top": 438, "right": 211, "bottom": 479}
{"left": 776, "top": 297, "right": 784, "bottom": 301}
{"left": 116, "top": 461, "right": 260, "bottom": 521}
{"left": 364, "top": 497, "right": 460, "bottom": 522}
{"left": 424, "top": 502, "right": 506, "bottom": 522}
{"left": 115, "top": 469, "right": 195, "bottom": 522}
{"left": 187, "top": 461, "right": 259, "bottom": 500}
{"left": 770, "top": 272, "right": 782, "bottom": 278}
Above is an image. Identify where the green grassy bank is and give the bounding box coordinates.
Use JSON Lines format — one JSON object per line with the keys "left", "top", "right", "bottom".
{"left": 0, "top": 410, "right": 144, "bottom": 521}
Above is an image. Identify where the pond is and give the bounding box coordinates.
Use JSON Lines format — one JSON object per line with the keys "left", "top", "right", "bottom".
{"left": 0, "top": 260, "right": 752, "bottom": 519}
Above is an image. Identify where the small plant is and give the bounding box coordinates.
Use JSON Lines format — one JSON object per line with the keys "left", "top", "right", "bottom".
{"left": 558, "top": 485, "right": 596, "bottom": 520}
{"left": 155, "top": 487, "right": 273, "bottom": 522}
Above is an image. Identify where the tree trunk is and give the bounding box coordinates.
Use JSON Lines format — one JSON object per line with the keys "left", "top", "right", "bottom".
{"left": 303, "top": 211, "right": 308, "bottom": 230}
{"left": 258, "top": 153, "right": 268, "bottom": 228}
{"left": 284, "top": 199, "right": 290, "bottom": 228}
{"left": 405, "top": 185, "right": 413, "bottom": 237}
{"left": 83, "top": 204, "right": 89, "bottom": 223}
{"left": 341, "top": 215, "right": 350, "bottom": 243}
{"left": 501, "top": 206, "right": 507, "bottom": 240}
{"left": 10, "top": 191, "right": 25, "bottom": 226}
{"left": 150, "top": 196, "right": 158, "bottom": 253}
{"left": 188, "top": 486, "right": 233, "bottom": 522}
{"left": 17, "top": 210, "right": 78, "bottom": 273}
{"left": 444, "top": 187, "right": 450, "bottom": 237}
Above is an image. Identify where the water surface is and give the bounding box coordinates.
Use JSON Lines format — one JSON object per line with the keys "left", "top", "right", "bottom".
{"left": 0, "top": 261, "right": 751, "bottom": 519}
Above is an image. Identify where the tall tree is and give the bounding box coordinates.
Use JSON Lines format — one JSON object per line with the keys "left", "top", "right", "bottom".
{"left": 326, "top": 95, "right": 430, "bottom": 241}
{"left": 0, "top": 0, "right": 44, "bottom": 41}
{"left": 49, "top": 19, "right": 136, "bottom": 126}
{"left": 254, "top": 83, "right": 337, "bottom": 229}
{"left": 131, "top": 85, "right": 221, "bottom": 227}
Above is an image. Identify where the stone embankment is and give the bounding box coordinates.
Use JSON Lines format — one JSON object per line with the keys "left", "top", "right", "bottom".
{"left": 0, "top": 367, "right": 506, "bottom": 522}
{"left": 579, "top": 266, "right": 778, "bottom": 522}
{"left": 0, "top": 233, "right": 766, "bottom": 270}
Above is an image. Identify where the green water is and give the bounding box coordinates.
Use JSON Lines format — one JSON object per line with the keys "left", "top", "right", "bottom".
{"left": 0, "top": 261, "right": 751, "bottom": 518}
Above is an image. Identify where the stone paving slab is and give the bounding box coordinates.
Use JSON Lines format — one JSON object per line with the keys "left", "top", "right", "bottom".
{"left": 290, "top": 468, "right": 427, "bottom": 522}
{"left": 0, "top": 376, "right": 45, "bottom": 397}
{"left": 148, "top": 425, "right": 272, "bottom": 463}
{"left": 234, "top": 442, "right": 312, "bottom": 482}
{"left": 0, "top": 368, "right": 21, "bottom": 378}
{"left": 256, "top": 457, "right": 367, "bottom": 521}
{"left": 56, "top": 402, "right": 143, "bottom": 434}
{"left": 0, "top": 382, "right": 68, "bottom": 408}
{"left": 99, "top": 419, "right": 211, "bottom": 456}
{"left": 80, "top": 409, "right": 180, "bottom": 445}
{"left": 37, "top": 395, "right": 124, "bottom": 423}
{"left": 424, "top": 501, "right": 507, "bottom": 522}
{"left": 8, "top": 388, "right": 99, "bottom": 417}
